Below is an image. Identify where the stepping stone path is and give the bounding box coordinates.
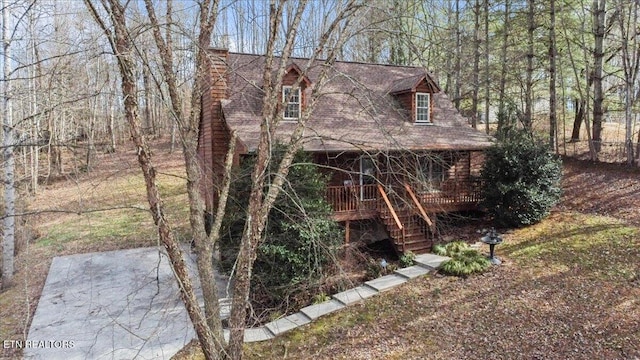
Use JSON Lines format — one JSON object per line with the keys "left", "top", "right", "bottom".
{"left": 239, "top": 253, "right": 450, "bottom": 343}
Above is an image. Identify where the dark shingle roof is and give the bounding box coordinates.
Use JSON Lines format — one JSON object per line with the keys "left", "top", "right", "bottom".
{"left": 221, "top": 53, "right": 493, "bottom": 153}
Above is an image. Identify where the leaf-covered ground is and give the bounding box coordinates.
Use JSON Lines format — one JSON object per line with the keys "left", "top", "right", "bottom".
{"left": 3, "top": 150, "right": 640, "bottom": 359}
{"left": 243, "top": 212, "right": 639, "bottom": 360}
{"left": 561, "top": 157, "right": 640, "bottom": 225}
{"left": 175, "top": 157, "right": 640, "bottom": 359}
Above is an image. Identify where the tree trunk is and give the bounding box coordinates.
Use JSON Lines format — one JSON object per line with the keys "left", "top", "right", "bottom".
{"left": 86, "top": 112, "right": 95, "bottom": 172}
{"left": 226, "top": 2, "right": 361, "bottom": 357}
{"left": 483, "top": 0, "right": 490, "bottom": 134}
{"left": 617, "top": 0, "right": 639, "bottom": 165}
{"left": 2, "top": 0, "right": 15, "bottom": 289}
{"left": 497, "top": 0, "right": 510, "bottom": 134}
{"left": 106, "top": 90, "right": 117, "bottom": 154}
{"left": 524, "top": 0, "right": 535, "bottom": 130}
{"left": 636, "top": 124, "right": 640, "bottom": 165}
{"left": 454, "top": 0, "right": 461, "bottom": 110}
{"left": 84, "top": 1, "right": 224, "bottom": 359}
{"left": 142, "top": 0, "right": 230, "bottom": 356}
{"left": 592, "top": 0, "right": 606, "bottom": 154}
{"left": 549, "top": 0, "right": 557, "bottom": 151}
{"left": 570, "top": 98, "right": 585, "bottom": 141}
{"left": 142, "top": 53, "right": 153, "bottom": 136}
{"left": 471, "top": 0, "right": 480, "bottom": 129}
{"left": 445, "top": 1, "right": 454, "bottom": 95}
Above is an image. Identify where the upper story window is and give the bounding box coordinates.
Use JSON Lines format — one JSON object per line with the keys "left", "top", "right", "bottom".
{"left": 283, "top": 86, "right": 300, "bottom": 120}
{"left": 416, "top": 92, "right": 431, "bottom": 124}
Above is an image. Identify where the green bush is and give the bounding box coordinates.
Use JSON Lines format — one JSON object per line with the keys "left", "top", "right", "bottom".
{"left": 399, "top": 250, "right": 416, "bottom": 268}
{"left": 220, "top": 146, "right": 342, "bottom": 305}
{"left": 433, "top": 241, "right": 490, "bottom": 277}
{"left": 480, "top": 131, "right": 562, "bottom": 227}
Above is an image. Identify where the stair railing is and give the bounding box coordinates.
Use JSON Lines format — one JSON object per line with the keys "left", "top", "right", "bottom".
{"left": 377, "top": 184, "right": 405, "bottom": 246}
{"left": 404, "top": 183, "right": 435, "bottom": 232}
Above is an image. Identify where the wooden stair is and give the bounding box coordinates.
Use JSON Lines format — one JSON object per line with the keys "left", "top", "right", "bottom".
{"left": 377, "top": 184, "right": 436, "bottom": 254}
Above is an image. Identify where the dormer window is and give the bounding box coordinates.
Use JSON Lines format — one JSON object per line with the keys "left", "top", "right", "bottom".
{"left": 415, "top": 92, "right": 431, "bottom": 124}
{"left": 283, "top": 86, "right": 300, "bottom": 120}
{"left": 390, "top": 74, "right": 439, "bottom": 124}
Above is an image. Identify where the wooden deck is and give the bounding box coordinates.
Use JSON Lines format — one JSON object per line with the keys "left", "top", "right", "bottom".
{"left": 326, "top": 181, "right": 481, "bottom": 219}
{"left": 326, "top": 181, "right": 482, "bottom": 253}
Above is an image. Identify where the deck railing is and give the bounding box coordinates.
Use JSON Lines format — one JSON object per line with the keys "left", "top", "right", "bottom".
{"left": 327, "top": 180, "right": 482, "bottom": 214}
{"left": 377, "top": 184, "right": 404, "bottom": 247}
{"left": 403, "top": 183, "right": 435, "bottom": 230}
{"left": 326, "top": 184, "right": 378, "bottom": 212}
{"left": 419, "top": 179, "right": 482, "bottom": 206}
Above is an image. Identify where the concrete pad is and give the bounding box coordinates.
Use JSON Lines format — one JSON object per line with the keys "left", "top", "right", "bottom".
{"left": 25, "top": 247, "right": 228, "bottom": 360}
{"left": 364, "top": 274, "right": 408, "bottom": 292}
{"left": 332, "top": 285, "right": 379, "bottom": 305}
{"left": 299, "top": 299, "right": 345, "bottom": 320}
{"left": 265, "top": 312, "right": 311, "bottom": 335}
{"left": 243, "top": 327, "right": 274, "bottom": 343}
{"left": 414, "top": 253, "right": 451, "bottom": 269}
{"left": 394, "top": 265, "right": 432, "bottom": 279}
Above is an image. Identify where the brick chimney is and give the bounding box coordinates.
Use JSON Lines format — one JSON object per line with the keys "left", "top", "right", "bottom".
{"left": 198, "top": 48, "right": 229, "bottom": 230}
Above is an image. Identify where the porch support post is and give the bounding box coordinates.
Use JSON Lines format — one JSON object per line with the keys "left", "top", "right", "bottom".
{"left": 345, "top": 220, "right": 350, "bottom": 244}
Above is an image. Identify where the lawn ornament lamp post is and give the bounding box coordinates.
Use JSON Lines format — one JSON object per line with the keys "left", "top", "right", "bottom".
{"left": 480, "top": 228, "right": 503, "bottom": 265}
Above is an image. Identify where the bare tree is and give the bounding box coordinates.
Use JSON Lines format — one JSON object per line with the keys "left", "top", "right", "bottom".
{"left": 2, "top": 0, "right": 16, "bottom": 289}
{"left": 454, "top": 0, "right": 462, "bottom": 110}
{"left": 497, "top": 0, "right": 510, "bottom": 134}
{"left": 83, "top": 1, "right": 227, "bottom": 359}
{"left": 549, "top": 0, "right": 557, "bottom": 151}
{"left": 592, "top": 0, "right": 606, "bottom": 154}
{"left": 483, "top": 0, "right": 490, "bottom": 134}
{"left": 471, "top": 0, "right": 480, "bottom": 129}
{"left": 615, "top": 0, "right": 640, "bottom": 165}
{"left": 225, "top": 1, "right": 363, "bottom": 357}
{"left": 524, "top": 0, "right": 536, "bottom": 130}
{"left": 141, "top": 0, "right": 227, "bottom": 348}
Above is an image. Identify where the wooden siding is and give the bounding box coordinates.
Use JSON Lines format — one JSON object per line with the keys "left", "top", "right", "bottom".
{"left": 199, "top": 48, "right": 231, "bottom": 213}
{"left": 394, "top": 79, "right": 435, "bottom": 123}
{"left": 314, "top": 152, "right": 362, "bottom": 187}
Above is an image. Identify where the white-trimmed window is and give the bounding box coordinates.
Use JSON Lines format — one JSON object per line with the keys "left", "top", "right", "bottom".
{"left": 415, "top": 92, "right": 431, "bottom": 123}
{"left": 283, "top": 86, "right": 300, "bottom": 120}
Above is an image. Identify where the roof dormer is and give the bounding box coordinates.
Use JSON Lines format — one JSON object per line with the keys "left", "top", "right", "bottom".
{"left": 281, "top": 63, "right": 311, "bottom": 121}
{"left": 390, "top": 73, "right": 441, "bottom": 125}
{"left": 283, "top": 63, "right": 311, "bottom": 87}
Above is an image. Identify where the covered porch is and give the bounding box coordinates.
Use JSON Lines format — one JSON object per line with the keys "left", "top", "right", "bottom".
{"left": 317, "top": 149, "right": 485, "bottom": 252}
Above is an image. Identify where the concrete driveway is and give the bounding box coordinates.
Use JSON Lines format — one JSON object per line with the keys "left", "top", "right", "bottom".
{"left": 25, "top": 247, "right": 228, "bottom": 360}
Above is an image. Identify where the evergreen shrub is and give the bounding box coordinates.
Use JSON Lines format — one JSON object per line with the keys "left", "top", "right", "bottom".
{"left": 220, "top": 146, "right": 342, "bottom": 306}
{"left": 481, "top": 131, "right": 562, "bottom": 227}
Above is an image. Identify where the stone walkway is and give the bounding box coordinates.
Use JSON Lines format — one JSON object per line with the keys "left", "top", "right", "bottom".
{"left": 237, "top": 253, "right": 449, "bottom": 342}
{"left": 25, "top": 247, "right": 448, "bottom": 359}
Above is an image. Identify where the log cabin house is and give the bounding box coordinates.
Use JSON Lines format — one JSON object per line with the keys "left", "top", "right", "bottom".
{"left": 198, "top": 48, "right": 494, "bottom": 254}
